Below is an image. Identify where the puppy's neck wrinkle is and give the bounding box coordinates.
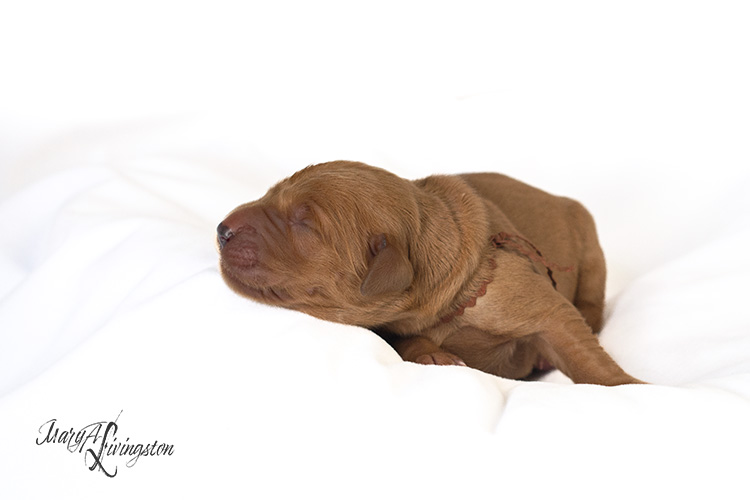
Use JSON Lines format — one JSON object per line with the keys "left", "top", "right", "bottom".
{"left": 436, "top": 233, "right": 573, "bottom": 324}
{"left": 438, "top": 258, "right": 496, "bottom": 323}
{"left": 399, "top": 176, "right": 491, "bottom": 325}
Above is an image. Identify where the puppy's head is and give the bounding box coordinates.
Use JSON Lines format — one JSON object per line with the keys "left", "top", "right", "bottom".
{"left": 217, "top": 161, "right": 419, "bottom": 326}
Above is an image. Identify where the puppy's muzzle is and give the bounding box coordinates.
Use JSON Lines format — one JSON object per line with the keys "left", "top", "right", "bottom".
{"left": 217, "top": 206, "right": 278, "bottom": 279}
{"left": 217, "top": 223, "right": 234, "bottom": 250}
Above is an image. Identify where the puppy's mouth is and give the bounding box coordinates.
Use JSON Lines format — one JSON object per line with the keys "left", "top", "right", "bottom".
{"left": 217, "top": 229, "right": 292, "bottom": 304}
{"left": 219, "top": 261, "right": 293, "bottom": 305}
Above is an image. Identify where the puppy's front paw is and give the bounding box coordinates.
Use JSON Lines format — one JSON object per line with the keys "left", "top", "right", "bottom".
{"left": 414, "top": 352, "right": 467, "bottom": 367}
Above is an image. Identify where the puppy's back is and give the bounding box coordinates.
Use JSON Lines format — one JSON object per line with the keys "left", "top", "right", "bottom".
{"left": 460, "top": 173, "right": 594, "bottom": 245}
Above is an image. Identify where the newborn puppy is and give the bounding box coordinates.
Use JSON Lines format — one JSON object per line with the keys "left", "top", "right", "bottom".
{"left": 218, "top": 161, "right": 641, "bottom": 385}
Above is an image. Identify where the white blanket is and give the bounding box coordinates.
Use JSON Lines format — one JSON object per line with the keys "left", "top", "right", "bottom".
{"left": 2, "top": 1, "right": 749, "bottom": 498}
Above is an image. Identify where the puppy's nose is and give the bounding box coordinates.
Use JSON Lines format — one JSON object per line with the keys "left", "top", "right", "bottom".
{"left": 217, "top": 223, "right": 234, "bottom": 250}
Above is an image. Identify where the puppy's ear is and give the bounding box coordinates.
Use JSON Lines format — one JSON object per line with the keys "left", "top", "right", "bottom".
{"left": 360, "top": 234, "right": 413, "bottom": 297}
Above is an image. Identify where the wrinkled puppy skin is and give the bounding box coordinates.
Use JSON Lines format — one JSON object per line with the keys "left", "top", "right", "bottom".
{"left": 218, "top": 161, "right": 642, "bottom": 385}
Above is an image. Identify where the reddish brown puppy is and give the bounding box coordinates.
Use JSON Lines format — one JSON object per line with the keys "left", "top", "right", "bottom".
{"left": 218, "top": 161, "right": 642, "bottom": 385}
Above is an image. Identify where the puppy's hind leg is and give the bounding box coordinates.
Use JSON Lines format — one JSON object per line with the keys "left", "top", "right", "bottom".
{"left": 570, "top": 206, "right": 607, "bottom": 333}
{"left": 573, "top": 248, "right": 606, "bottom": 333}
{"left": 536, "top": 303, "right": 643, "bottom": 385}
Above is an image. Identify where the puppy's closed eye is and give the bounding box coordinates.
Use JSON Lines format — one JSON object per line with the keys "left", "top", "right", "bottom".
{"left": 289, "top": 203, "right": 316, "bottom": 231}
